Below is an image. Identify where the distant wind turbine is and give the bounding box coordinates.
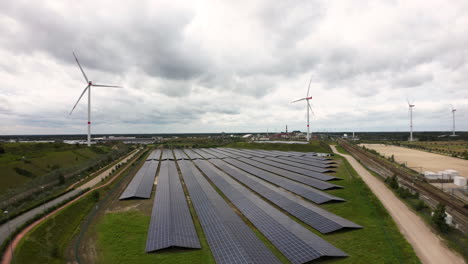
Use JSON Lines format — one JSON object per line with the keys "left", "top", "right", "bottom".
{"left": 69, "top": 52, "right": 123, "bottom": 147}
{"left": 407, "top": 99, "right": 415, "bottom": 141}
{"left": 292, "top": 75, "right": 314, "bottom": 141}
{"left": 450, "top": 104, "right": 456, "bottom": 137}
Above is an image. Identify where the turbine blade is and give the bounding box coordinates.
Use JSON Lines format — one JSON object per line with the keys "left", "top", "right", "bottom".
{"left": 308, "top": 101, "right": 315, "bottom": 116}
{"left": 73, "top": 52, "right": 89, "bottom": 83}
{"left": 291, "top": 98, "right": 306, "bottom": 103}
{"left": 92, "top": 84, "right": 122, "bottom": 88}
{"left": 306, "top": 74, "right": 313, "bottom": 97}
{"left": 69, "top": 85, "right": 89, "bottom": 116}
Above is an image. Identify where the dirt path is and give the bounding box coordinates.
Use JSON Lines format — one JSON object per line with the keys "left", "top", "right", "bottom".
{"left": 1, "top": 149, "right": 144, "bottom": 264}
{"left": 330, "top": 145, "right": 464, "bottom": 264}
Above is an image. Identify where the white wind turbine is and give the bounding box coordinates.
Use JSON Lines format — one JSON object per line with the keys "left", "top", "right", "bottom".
{"left": 407, "top": 99, "right": 415, "bottom": 141}
{"left": 292, "top": 76, "right": 314, "bottom": 141}
{"left": 69, "top": 52, "right": 122, "bottom": 147}
{"left": 450, "top": 104, "right": 456, "bottom": 137}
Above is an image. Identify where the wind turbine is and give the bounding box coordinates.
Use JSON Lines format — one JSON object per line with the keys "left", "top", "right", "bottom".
{"left": 450, "top": 104, "right": 456, "bottom": 137}
{"left": 292, "top": 76, "right": 314, "bottom": 141}
{"left": 69, "top": 52, "right": 122, "bottom": 147}
{"left": 407, "top": 99, "right": 415, "bottom": 141}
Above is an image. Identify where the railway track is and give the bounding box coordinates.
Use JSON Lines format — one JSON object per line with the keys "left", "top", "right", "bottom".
{"left": 338, "top": 139, "right": 468, "bottom": 234}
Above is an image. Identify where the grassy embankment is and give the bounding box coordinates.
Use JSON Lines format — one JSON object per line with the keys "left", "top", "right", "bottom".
{"left": 91, "top": 142, "right": 419, "bottom": 263}
{"left": 0, "top": 143, "right": 130, "bottom": 223}
{"left": 11, "top": 148, "right": 142, "bottom": 264}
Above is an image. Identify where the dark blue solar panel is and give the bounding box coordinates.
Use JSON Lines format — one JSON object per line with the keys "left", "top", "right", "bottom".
{"left": 224, "top": 148, "right": 266, "bottom": 157}
{"left": 192, "top": 149, "right": 216, "bottom": 159}
{"left": 213, "top": 148, "right": 250, "bottom": 158}
{"left": 251, "top": 157, "right": 340, "bottom": 181}
{"left": 119, "top": 160, "right": 159, "bottom": 199}
{"left": 146, "top": 149, "right": 161, "bottom": 160}
{"left": 200, "top": 148, "right": 229, "bottom": 159}
{"left": 178, "top": 160, "right": 281, "bottom": 264}
{"left": 264, "top": 157, "right": 333, "bottom": 173}
{"left": 183, "top": 149, "right": 204, "bottom": 159}
{"left": 161, "top": 149, "right": 173, "bottom": 160}
{"left": 146, "top": 161, "right": 200, "bottom": 252}
{"left": 210, "top": 159, "right": 361, "bottom": 233}
{"left": 222, "top": 158, "right": 344, "bottom": 204}
{"left": 275, "top": 156, "right": 336, "bottom": 169}
{"left": 194, "top": 160, "right": 347, "bottom": 263}
{"left": 232, "top": 157, "right": 342, "bottom": 190}
{"left": 173, "top": 149, "right": 189, "bottom": 160}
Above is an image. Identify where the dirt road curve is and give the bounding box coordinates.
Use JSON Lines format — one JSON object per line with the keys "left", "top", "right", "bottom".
{"left": 331, "top": 145, "right": 464, "bottom": 264}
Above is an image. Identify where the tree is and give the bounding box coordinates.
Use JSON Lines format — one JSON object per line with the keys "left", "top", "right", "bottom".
{"left": 0, "top": 145, "right": 5, "bottom": 154}
{"left": 92, "top": 191, "right": 100, "bottom": 202}
{"left": 432, "top": 204, "right": 449, "bottom": 232}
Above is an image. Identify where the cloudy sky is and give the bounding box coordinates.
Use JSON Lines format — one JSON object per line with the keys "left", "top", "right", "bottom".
{"left": 1, "top": 0, "right": 467, "bottom": 135}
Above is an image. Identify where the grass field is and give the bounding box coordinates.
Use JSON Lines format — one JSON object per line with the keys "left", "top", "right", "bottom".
{"left": 12, "top": 191, "right": 98, "bottom": 264}
{"left": 89, "top": 145, "right": 419, "bottom": 263}
{"left": 0, "top": 143, "right": 112, "bottom": 191}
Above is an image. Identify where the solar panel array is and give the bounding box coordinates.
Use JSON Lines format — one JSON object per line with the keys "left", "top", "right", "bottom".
{"left": 277, "top": 156, "right": 336, "bottom": 168}
{"left": 194, "top": 160, "right": 348, "bottom": 263}
{"left": 173, "top": 149, "right": 189, "bottom": 160}
{"left": 119, "top": 159, "right": 159, "bottom": 200}
{"left": 146, "top": 149, "right": 161, "bottom": 160}
{"left": 209, "top": 159, "right": 361, "bottom": 233}
{"left": 222, "top": 158, "right": 344, "bottom": 204}
{"left": 161, "top": 149, "right": 173, "bottom": 160}
{"left": 234, "top": 157, "right": 342, "bottom": 190}
{"left": 178, "top": 160, "right": 281, "bottom": 264}
{"left": 251, "top": 157, "right": 340, "bottom": 181}
{"left": 192, "top": 149, "right": 217, "bottom": 159}
{"left": 146, "top": 160, "right": 201, "bottom": 252}
{"left": 183, "top": 149, "right": 204, "bottom": 160}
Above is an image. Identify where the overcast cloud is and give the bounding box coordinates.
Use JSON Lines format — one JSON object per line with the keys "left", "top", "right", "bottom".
{"left": 0, "top": 0, "right": 467, "bottom": 135}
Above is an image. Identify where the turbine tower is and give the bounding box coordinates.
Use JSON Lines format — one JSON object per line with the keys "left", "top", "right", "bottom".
{"left": 292, "top": 75, "right": 314, "bottom": 141}
{"left": 450, "top": 105, "right": 456, "bottom": 136}
{"left": 69, "top": 52, "right": 122, "bottom": 147}
{"left": 407, "top": 100, "right": 415, "bottom": 141}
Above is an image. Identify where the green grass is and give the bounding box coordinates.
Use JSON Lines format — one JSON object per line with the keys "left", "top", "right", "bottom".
{"left": 224, "top": 141, "right": 332, "bottom": 153}
{"left": 95, "top": 211, "right": 215, "bottom": 264}
{"left": 12, "top": 191, "right": 98, "bottom": 264}
{"left": 0, "top": 143, "right": 109, "bottom": 191}
{"left": 334, "top": 145, "right": 349, "bottom": 155}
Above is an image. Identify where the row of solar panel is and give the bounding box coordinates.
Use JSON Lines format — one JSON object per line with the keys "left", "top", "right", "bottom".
{"left": 119, "top": 149, "right": 360, "bottom": 263}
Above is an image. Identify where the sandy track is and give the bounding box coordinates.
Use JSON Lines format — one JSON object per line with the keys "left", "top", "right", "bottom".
{"left": 1, "top": 149, "right": 143, "bottom": 264}
{"left": 360, "top": 144, "right": 468, "bottom": 178}
{"left": 331, "top": 145, "right": 464, "bottom": 264}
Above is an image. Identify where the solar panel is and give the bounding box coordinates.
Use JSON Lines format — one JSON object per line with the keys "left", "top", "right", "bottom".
{"left": 173, "top": 149, "right": 189, "bottom": 160}
{"left": 119, "top": 160, "right": 159, "bottom": 199}
{"left": 214, "top": 148, "right": 251, "bottom": 158}
{"left": 178, "top": 160, "right": 281, "bottom": 264}
{"left": 160, "top": 149, "right": 174, "bottom": 160}
{"left": 146, "top": 149, "right": 161, "bottom": 160}
{"left": 233, "top": 158, "right": 342, "bottom": 190}
{"left": 224, "top": 148, "right": 266, "bottom": 157}
{"left": 275, "top": 156, "right": 336, "bottom": 169}
{"left": 183, "top": 149, "right": 204, "bottom": 159}
{"left": 264, "top": 157, "right": 333, "bottom": 173}
{"left": 193, "top": 160, "right": 348, "bottom": 263}
{"left": 293, "top": 156, "right": 336, "bottom": 165}
{"left": 251, "top": 157, "right": 340, "bottom": 181}
{"left": 210, "top": 159, "right": 361, "bottom": 233}
{"left": 199, "top": 148, "right": 229, "bottom": 159}
{"left": 146, "top": 161, "right": 200, "bottom": 252}
{"left": 192, "top": 149, "right": 216, "bottom": 159}
{"left": 222, "top": 158, "right": 344, "bottom": 204}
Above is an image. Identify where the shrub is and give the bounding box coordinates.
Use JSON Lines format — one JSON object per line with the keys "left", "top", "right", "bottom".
{"left": 432, "top": 204, "right": 449, "bottom": 233}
